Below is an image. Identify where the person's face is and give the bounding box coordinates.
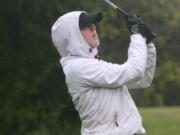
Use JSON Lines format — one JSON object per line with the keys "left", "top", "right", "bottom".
{"left": 80, "top": 24, "right": 100, "bottom": 48}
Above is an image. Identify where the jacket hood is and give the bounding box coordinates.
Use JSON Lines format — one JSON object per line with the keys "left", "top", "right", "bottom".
{"left": 51, "top": 11, "right": 98, "bottom": 58}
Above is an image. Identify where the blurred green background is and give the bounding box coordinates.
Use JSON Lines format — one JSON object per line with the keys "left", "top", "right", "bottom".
{"left": 0, "top": 0, "right": 180, "bottom": 134}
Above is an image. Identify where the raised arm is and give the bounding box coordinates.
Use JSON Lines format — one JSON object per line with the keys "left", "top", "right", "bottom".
{"left": 126, "top": 42, "right": 156, "bottom": 89}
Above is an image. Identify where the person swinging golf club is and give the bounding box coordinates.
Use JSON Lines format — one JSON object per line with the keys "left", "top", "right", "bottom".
{"left": 51, "top": 10, "right": 156, "bottom": 135}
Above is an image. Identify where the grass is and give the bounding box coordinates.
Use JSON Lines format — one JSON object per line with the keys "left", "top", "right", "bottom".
{"left": 140, "top": 107, "right": 180, "bottom": 135}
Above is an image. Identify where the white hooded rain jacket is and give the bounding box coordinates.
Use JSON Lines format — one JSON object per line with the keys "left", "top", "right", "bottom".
{"left": 51, "top": 11, "right": 156, "bottom": 135}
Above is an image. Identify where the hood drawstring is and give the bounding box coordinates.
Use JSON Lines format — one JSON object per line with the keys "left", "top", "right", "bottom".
{"left": 89, "top": 48, "right": 93, "bottom": 53}
{"left": 89, "top": 48, "right": 100, "bottom": 60}
{"left": 95, "top": 54, "right": 100, "bottom": 61}
{"left": 89, "top": 47, "right": 100, "bottom": 60}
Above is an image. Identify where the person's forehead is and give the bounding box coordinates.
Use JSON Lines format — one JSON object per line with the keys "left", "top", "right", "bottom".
{"left": 81, "top": 24, "right": 96, "bottom": 30}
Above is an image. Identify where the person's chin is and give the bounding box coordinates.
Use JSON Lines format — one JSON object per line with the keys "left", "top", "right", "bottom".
{"left": 95, "top": 39, "right": 100, "bottom": 47}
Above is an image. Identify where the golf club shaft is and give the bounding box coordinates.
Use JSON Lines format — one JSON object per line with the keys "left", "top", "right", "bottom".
{"left": 104, "top": 0, "right": 129, "bottom": 18}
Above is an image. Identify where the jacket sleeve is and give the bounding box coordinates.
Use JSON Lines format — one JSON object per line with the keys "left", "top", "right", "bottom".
{"left": 69, "top": 34, "right": 147, "bottom": 89}
{"left": 126, "top": 42, "right": 156, "bottom": 89}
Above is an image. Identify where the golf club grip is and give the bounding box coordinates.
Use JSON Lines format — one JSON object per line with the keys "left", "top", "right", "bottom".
{"left": 116, "top": 8, "right": 157, "bottom": 39}
{"left": 116, "top": 8, "right": 129, "bottom": 19}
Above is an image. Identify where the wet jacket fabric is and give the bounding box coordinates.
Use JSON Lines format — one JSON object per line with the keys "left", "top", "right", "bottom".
{"left": 51, "top": 11, "right": 156, "bottom": 135}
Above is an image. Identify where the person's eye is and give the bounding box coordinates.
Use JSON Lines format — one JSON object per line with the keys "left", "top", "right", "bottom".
{"left": 89, "top": 25, "right": 96, "bottom": 31}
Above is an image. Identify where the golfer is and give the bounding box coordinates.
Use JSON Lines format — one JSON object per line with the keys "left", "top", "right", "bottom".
{"left": 51, "top": 11, "right": 156, "bottom": 135}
